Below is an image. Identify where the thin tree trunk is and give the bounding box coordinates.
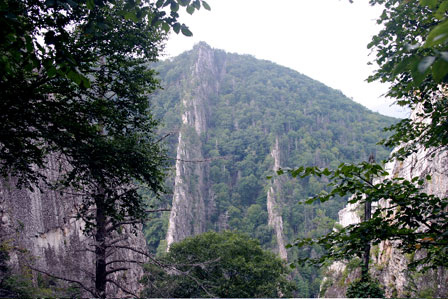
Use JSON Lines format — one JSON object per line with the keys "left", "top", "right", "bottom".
{"left": 95, "top": 195, "right": 107, "bottom": 298}
{"left": 362, "top": 154, "right": 375, "bottom": 281}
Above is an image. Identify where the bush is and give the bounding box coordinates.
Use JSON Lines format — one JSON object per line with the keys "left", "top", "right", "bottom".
{"left": 346, "top": 276, "right": 384, "bottom": 298}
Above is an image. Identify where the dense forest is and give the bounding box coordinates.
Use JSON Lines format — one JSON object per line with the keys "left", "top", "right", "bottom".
{"left": 143, "top": 43, "right": 397, "bottom": 297}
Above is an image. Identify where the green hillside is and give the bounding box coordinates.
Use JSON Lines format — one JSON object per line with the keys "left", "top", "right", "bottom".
{"left": 144, "top": 43, "right": 396, "bottom": 297}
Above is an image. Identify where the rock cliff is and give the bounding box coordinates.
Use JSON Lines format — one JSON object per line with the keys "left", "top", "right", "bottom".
{"left": 164, "top": 44, "right": 291, "bottom": 257}
{"left": 166, "top": 43, "right": 224, "bottom": 248}
{"left": 320, "top": 145, "right": 448, "bottom": 297}
{"left": 267, "top": 137, "right": 288, "bottom": 259}
{"left": 0, "top": 156, "right": 148, "bottom": 297}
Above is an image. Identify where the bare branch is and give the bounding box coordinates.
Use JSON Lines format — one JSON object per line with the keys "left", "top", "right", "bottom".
{"left": 107, "top": 220, "right": 142, "bottom": 233}
{"left": 106, "top": 259, "right": 147, "bottom": 266}
{"left": 145, "top": 208, "right": 171, "bottom": 213}
{"left": 106, "top": 267, "right": 129, "bottom": 276}
{"left": 156, "top": 131, "right": 175, "bottom": 143}
{"left": 28, "top": 265, "right": 94, "bottom": 296}
{"left": 168, "top": 155, "right": 232, "bottom": 163}
{"left": 105, "top": 236, "right": 129, "bottom": 247}
{"left": 109, "top": 245, "right": 163, "bottom": 267}
{"left": 106, "top": 279, "right": 138, "bottom": 297}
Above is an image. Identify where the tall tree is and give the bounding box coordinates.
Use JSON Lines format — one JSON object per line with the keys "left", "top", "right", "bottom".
{"left": 0, "top": 0, "right": 210, "bottom": 297}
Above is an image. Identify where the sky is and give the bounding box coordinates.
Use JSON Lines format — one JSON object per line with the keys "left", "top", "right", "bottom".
{"left": 162, "top": 0, "right": 409, "bottom": 118}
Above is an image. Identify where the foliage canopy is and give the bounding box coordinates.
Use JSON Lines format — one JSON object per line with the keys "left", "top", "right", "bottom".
{"left": 141, "top": 231, "right": 296, "bottom": 298}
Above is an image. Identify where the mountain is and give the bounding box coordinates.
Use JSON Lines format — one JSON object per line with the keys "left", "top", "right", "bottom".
{"left": 144, "top": 42, "right": 397, "bottom": 297}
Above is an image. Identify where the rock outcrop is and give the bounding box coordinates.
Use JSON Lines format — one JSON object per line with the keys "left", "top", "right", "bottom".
{"left": 320, "top": 145, "right": 448, "bottom": 297}
{"left": 0, "top": 156, "right": 148, "bottom": 297}
{"left": 166, "top": 43, "right": 224, "bottom": 248}
{"left": 267, "top": 137, "right": 288, "bottom": 259}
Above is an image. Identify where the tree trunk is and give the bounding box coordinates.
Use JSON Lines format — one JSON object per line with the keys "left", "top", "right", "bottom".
{"left": 362, "top": 154, "right": 375, "bottom": 282}
{"left": 95, "top": 196, "right": 107, "bottom": 298}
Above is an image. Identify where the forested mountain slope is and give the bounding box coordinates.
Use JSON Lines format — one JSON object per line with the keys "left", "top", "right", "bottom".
{"left": 144, "top": 42, "right": 397, "bottom": 297}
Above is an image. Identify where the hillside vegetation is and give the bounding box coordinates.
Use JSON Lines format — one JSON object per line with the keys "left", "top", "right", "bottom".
{"left": 144, "top": 43, "right": 396, "bottom": 297}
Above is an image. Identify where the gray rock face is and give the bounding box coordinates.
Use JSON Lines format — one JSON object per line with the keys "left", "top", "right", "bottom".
{"left": 165, "top": 43, "right": 224, "bottom": 249}
{"left": 320, "top": 145, "right": 448, "bottom": 297}
{"left": 0, "top": 156, "right": 148, "bottom": 297}
{"left": 267, "top": 137, "right": 287, "bottom": 260}
{"left": 164, "top": 43, "right": 290, "bottom": 258}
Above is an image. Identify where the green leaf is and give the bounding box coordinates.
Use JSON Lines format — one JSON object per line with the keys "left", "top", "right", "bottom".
{"left": 178, "top": 0, "right": 190, "bottom": 6}
{"left": 418, "top": 56, "right": 435, "bottom": 73}
{"left": 419, "top": 0, "right": 438, "bottom": 9}
{"left": 173, "top": 23, "right": 181, "bottom": 34}
{"left": 161, "top": 22, "right": 170, "bottom": 33}
{"left": 432, "top": 58, "right": 448, "bottom": 82}
{"left": 192, "top": 0, "right": 200, "bottom": 9}
{"left": 124, "top": 12, "right": 138, "bottom": 22}
{"left": 181, "top": 25, "right": 193, "bottom": 36}
{"left": 156, "top": 0, "right": 164, "bottom": 8}
{"left": 441, "top": 51, "right": 448, "bottom": 62}
{"left": 186, "top": 5, "right": 195, "bottom": 14}
{"left": 425, "top": 19, "right": 448, "bottom": 47}
{"left": 67, "top": 70, "right": 81, "bottom": 85}
{"left": 86, "top": 0, "right": 94, "bottom": 10}
{"left": 202, "top": 0, "right": 210, "bottom": 10}
{"left": 411, "top": 58, "right": 430, "bottom": 85}
{"left": 435, "top": 1, "right": 448, "bottom": 20}
{"left": 80, "top": 74, "right": 91, "bottom": 88}
{"left": 46, "top": 66, "right": 57, "bottom": 78}
{"left": 170, "top": 1, "right": 179, "bottom": 12}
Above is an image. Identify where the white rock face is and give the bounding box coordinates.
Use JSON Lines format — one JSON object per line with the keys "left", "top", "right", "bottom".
{"left": 373, "top": 146, "right": 448, "bottom": 297}
{"left": 267, "top": 137, "right": 288, "bottom": 260}
{"left": 0, "top": 156, "right": 149, "bottom": 297}
{"left": 166, "top": 43, "right": 224, "bottom": 249}
{"left": 337, "top": 202, "right": 361, "bottom": 228}
{"left": 321, "top": 145, "right": 448, "bottom": 297}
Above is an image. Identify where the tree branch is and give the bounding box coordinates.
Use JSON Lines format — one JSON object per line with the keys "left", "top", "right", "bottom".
{"left": 27, "top": 265, "right": 94, "bottom": 296}
{"left": 105, "top": 267, "right": 129, "bottom": 276}
{"left": 106, "top": 278, "right": 138, "bottom": 297}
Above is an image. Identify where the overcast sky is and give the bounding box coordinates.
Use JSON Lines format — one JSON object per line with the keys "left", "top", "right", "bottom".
{"left": 162, "top": 0, "right": 409, "bottom": 118}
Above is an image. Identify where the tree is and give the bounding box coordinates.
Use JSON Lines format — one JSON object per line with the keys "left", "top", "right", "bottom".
{"left": 140, "top": 231, "right": 296, "bottom": 298}
{"left": 0, "top": 0, "right": 210, "bottom": 297}
{"left": 367, "top": 0, "right": 448, "bottom": 159}
{"left": 282, "top": 0, "right": 448, "bottom": 284}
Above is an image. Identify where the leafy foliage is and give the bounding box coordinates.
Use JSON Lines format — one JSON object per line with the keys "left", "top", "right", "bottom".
{"left": 346, "top": 275, "right": 384, "bottom": 298}
{"left": 141, "top": 231, "right": 296, "bottom": 298}
{"left": 284, "top": 0, "right": 448, "bottom": 293}
{"left": 367, "top": 0, "right": 448, "bottom": 159}
{"left": 283, "top": 163, "right": 448, "bottom": 270}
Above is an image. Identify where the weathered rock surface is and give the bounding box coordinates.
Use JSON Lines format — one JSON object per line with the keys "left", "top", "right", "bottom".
{"left": 320, "top": 146, "right": 448, "bottom": 297}
{"left": 164, "top": 43, "right": 290, "bottom": 257}
{"left": 267, "top": 137, "right": 287, "bottom": 260}
{"left": 166, "top": 42, "right": 224, "bottom": 249}
{"left": 0, "top": 157, "right": 148, "bottom": 297}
